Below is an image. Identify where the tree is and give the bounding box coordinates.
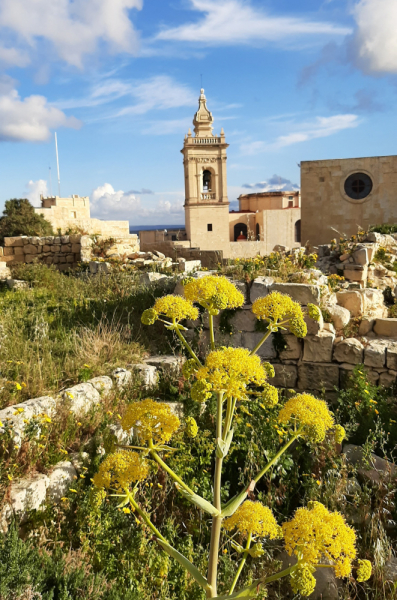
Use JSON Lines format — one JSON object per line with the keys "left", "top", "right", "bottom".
{"left": 0, "top": 199, "right": 54, "bottom": 242}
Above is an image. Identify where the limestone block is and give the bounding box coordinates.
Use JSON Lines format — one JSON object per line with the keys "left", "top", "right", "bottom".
{"left": 297, "top": 362, "right": 340, "bottom": 391}
{"left": 343, "top": 264, "right": 368, "bottom": 283}
{"left": 197, "top": 330, "right": 242, "bottom": 354}
{"left": 362, "top": 288, "right": 385, "bottom": 312}
{"left": 0, "top": 264, "right": 11, "bottom": 280}
{"left": 144, "top": 355, "right": 185, "bottom": 374}
{"left": 364, "top": 340, "right": 387, "bottom": 368}
{"left": 326, "top": 304, "right": 350, "bottom": 329}
{"left": 0, "top": 396, "right": 56, "bottom": 446}
{"left": 232, "top": 280, "right": 249, "bottom": 303}
{"left": 249, "top": 276, "right": 274, "bottom": 303}
{"left": 242, "top": 331, "right": 276, "bottom": 359}
{"left": 333, "top": 338, "right": 364, "bottom": 364}
{"left": 51, "top": 245, "right": 61, "bottom": 253}
{"left": 271, "top": 283, "right": 321, "bottom": 305}
{"left": 1, "top": 473, "right": 50, "bottom": 529}
{"left": 43, "top": 245, "right": 51, "bottom": 252}
{"left": 4, "top": 237, "right": 25, "bottom": 247}
{"left": 132, "top": 364, "right": 158, "bottom": 388}
{"left": 230, "top": 307, "right": 257, "bottom": 332}
{"left": 374, "top": 318, "right": 397, "bottom": 337}
{"left": 24, "top": 244, "right": 38, "bottom": 254}
{"left": 66, "top": 254, "right": 74, "bottom": 263}
{"left": 339, "top": 362, "right": 355, "bottom": 387}
{"left": 61, "top": 235, "right": 70, "bottom": 244}
{"left": 365, "top": 232, "right": 384, "bottom": 243}
{"left": 112, "top": 368, "right": 132, "bottom": 387}
{"left": 303, "top": 331, "right": 335, "bottom": 363}
{"left": 178, "top": 260, "right": 201, "bottom": 273}
{"left": 69, "top": 235, "right": 81, "bottom": 243}
{"left": 71, "top": 243, "right": 81, "bottom": 253}
{"left": 352, "top": 248, "right": 368, "bottom": 265}
{"left": 47, "top": 461, "right": 77, "bottom": 503}
{"left": 4, "top": 247, "right": 14, "bottom": 256}
{"left": 323, "top": 322, "right": 335, "bottom": 334}
{"left": 25, "top": 254, "right": 37, "bottom": 263}
{"left": 386, "top": 342, "right": 397, "bottom": 370}
{"left": 80, "top": 236, "right": 93, "bottom": 248}
{"left": 379, "top": 370, "right": 397, "bottom": 387}
{"left": 89, "top": 376, "right": 113, "bottom": 395}
{"left": 139, "top": 272, "right": 169, "bottom": 286}
{"left": 279, "top": 335, "right": 302, "bottom": 360}
{"left": 272, "top": 363, "right": 298, "bottom": 388}
{"left": 62, "top": 383, "right": 101, "bottom": 414}
{"left": 12, "top": 246, "right": 24, "bottom": 257}
{"left": 305, "top": 311, "right": 324, "bottom": 336}
{"left": 366, "top": 369, "right": 380, "bottom": 385}
{"left": 343, "top": 444, "right": 397, "bottom": 484}
{"left": 89, "top": 261, "right": 111, "bottom": 275}
{"left": 359, "top": 318, "right": 374, "bottom": 336}
{"left": 0, "top": 247, "right": 2, "bottom": 256}
{"left": 336, "top": 291, "right": 364, "bottom": 316}
{"left": 191, "top": 271, "right": 217, "bottom": 279}
{"left": 61, "top": 244, "right": 72, "bottom": 253}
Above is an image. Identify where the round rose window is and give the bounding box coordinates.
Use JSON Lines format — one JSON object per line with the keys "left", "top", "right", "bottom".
{"left": 344, "top": 173, "right": 373, "bottom": 200}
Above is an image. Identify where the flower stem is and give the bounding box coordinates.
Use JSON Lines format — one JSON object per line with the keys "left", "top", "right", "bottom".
{"left": 229, "top": 532, "right": 252, "bottom": 593}
{"left": 174, "top": 324, "right": 202, "bottom": 367}
{"left": 209, "top": 313, "right": 215, "bottom": 350}
{"left": 254, "top": 433, "right": 300, "bottom": 484}
{"left": 127, "top": 492, "right": 167, "bottom": 543}
{"left": 249, "top": 329, "right": 271, "bottom": 356}
{"left": 263, "top": 564, "right": 298, "bottom": 585}
{"left": 207, "top": 392, "right": 224, "bottom": 598}
{"left": 148, "top": 439, "right": 195, "bottom": 495}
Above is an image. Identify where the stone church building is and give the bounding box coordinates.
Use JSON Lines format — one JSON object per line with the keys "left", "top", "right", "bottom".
{"left": 140, "top": 89, "right": 301, "bottom": 258}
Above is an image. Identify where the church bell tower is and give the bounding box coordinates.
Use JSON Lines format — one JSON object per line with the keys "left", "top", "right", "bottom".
{"left": 181, "top": 89, "right": 230, "bottom": 253}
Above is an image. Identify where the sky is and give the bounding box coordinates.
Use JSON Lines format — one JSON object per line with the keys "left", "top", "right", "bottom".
{"left": 0, "top": 0, "right": 397, "bottom": 225}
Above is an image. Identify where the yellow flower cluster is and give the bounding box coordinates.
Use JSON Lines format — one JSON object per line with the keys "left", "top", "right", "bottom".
{"left": 334, "top": 424, "right": 346, "bottom": 444}
{"left": 184, "top": 275, "right": 244, "bottom": 314}
{"left": 223, "top": 501, "right": 281, "bottom": 539}
{"left": 193, "top": 347, "right": 267, "bottom": 401}
{"left": 93, "top": 450, "right": 149, "bottom": 490}
{"left": 121, "top": 399, "right": 180, "bottom": 444}
{"left": 283, "top": 502, "right": 357, "bottom": 582}
{"left": 182, "top": 358, "right": 199, "bottom": 380}
{"left": 278, "top": 394, "right": 334, "bottom": 442}
{"left": 356, "top": 559, "right": 372, "bottom": 582}
{"left": 290, "top": 565, "right": 316, "bottom": 597}
{"left": 259, "top": 382, "right": 279, "bottom": 408}
{"left": 185, "top": 416, "right": 198, "bottom": 439}
{"left": 307, "top": 303, "right": 322, "bottom": 323}
{"left": 252, "top": 292, "right": 307, "bottom": 338}
{"left": 141, "top": 295, "right": 198, "bottom": 325}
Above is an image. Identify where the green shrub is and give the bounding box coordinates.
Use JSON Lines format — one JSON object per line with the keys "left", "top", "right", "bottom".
{"left": 0, "top": 199, "right": 53, "bottom": 242}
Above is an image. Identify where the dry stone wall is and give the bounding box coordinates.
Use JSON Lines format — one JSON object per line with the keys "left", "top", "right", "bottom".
{"left": 0, "top": 234, "right": 84, "bottom": 271}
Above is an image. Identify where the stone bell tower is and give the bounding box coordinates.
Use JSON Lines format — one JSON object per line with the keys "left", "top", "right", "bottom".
{"left": 181, "top": 89, "right": 230, "bottom": 253}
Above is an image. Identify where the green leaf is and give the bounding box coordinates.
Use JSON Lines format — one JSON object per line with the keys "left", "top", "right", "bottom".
{"left": 175, "top": 484, "right": 221, "bottom": 516}
{"left": 216, "top": 429, "right": 234, "bottom": 458}
{"left": 116, "top": 495, "right": 130, "bottom": 508}
{"left": 221, "top": 490, "right": 248, "bottom": 518}
{"left": 156, "top": 539, "right": 210, "bottom": 591}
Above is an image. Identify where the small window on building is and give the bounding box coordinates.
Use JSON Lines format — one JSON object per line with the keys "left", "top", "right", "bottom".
{"left": 288, "top": 195, "right": 294, "bottom": 200}
{"left": 295, "top": 220, "right": 301, "bottom": 243}
{"left": 70, "top": 211, "right": 77, "bottom": 218}
{"left": 207, "top": 223, "right": 213, "bottom": 232}
{"left": 256, "top": 223, "right": 260, "bottom": 240}
{"left": 171, "top": 235, "right": 177, "bottom": 241}
{"left": 319, "top": 177, "right": 325, "bottom": 182}
{"left": 203, "top": 170, "right": 212, "bottom": 192}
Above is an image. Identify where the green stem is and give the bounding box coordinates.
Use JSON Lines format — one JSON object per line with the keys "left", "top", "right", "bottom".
{"left": 263, "top": 564, "right": 298, "bottom": 585}
{"left": 148, "top": 439, "right": 195, "bottom": 495}
{"left": 207, "top": 392, "right": 224, "bottom": 598}
{"left": 249, "top": 328, "right": 272, "bottom": 356}
{"left": 254, "top": 433, "right": 300, "bottom": 484}
{"left": 127, "top": 493, "right": 167, "bottom": 543}
{"left": 209, "top": 313, "right": 215, "bottom": 350}
{"left": 174, "top": 324, "right": 202, "bottom": 367}
{"left": 229, "top": 532, "right": 252, "bottom": 594}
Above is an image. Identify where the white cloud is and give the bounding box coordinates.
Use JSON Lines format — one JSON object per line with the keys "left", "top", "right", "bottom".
{"left": 240, "top": 114, "right": 360, "bottom": 154}
{"left": 25, "top": 179, "right": 48, "bottom": 207}
{"left": 0, "top": 88, "right": 81, "bottom": 142}
{"left": 352, "top": 0, "right": 397, "bottom": 73}
{"left": 0, "top": 45, "right": 29, "bottom": 67}
{"left": 90, "top": 183, "right": 185, "bottom": 223}
{"left": 156, "top": 0, "right": 351, "bottom": 46}
{"left": 0, "top": 0, "right": 142, "bottom": 68}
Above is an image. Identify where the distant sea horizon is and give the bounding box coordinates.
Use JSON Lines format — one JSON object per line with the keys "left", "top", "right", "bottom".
{"left": 130, "top": 224, "right": 185, "bottom": 234}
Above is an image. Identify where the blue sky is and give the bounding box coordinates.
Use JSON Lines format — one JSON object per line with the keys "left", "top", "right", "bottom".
{"left": 0, "top": 0, "right": 396, "bottom": 225}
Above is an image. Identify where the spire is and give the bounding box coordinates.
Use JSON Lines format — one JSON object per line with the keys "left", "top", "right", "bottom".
{"left": 193, "top": 88, "right": 214, "bottom": 137}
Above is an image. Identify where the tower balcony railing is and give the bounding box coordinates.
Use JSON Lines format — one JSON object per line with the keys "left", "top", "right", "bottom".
{"left": 201, "top": 193, "right": 216, "bottom": 200}
{"left": 193, "top": 137, "right": 221, "bottom": 144}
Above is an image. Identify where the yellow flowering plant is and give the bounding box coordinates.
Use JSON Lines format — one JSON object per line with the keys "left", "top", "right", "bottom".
{"left": 92, "top": 275, "right": 371, "bottom": 598}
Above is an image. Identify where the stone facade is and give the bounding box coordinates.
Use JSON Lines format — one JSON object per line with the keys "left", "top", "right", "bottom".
{"left": 35, "top": 194, "right": 130, "bottom": 237}
{"left": 301, "top": 155, "right": 397, "bottom": 248}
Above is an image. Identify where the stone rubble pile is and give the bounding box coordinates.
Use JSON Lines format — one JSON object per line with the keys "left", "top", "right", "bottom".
{"left": 89, "top": 253, "right": 201, "bottom": 276}
{"left": 0, "top": 355, "right": 184, "bottom": 532}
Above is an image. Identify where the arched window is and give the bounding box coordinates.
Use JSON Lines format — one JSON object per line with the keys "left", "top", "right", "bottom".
{"left": 203, "top": 170, "right": 212, "bottom": 192}
{"left": 256, "top": 223, "right": 260, "bottom": 240}
{"left": 295, "top": 220, "right": 301, "bottom": 243}
{"left": 234, "top": 223, "right": 248, "bottom": 241}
